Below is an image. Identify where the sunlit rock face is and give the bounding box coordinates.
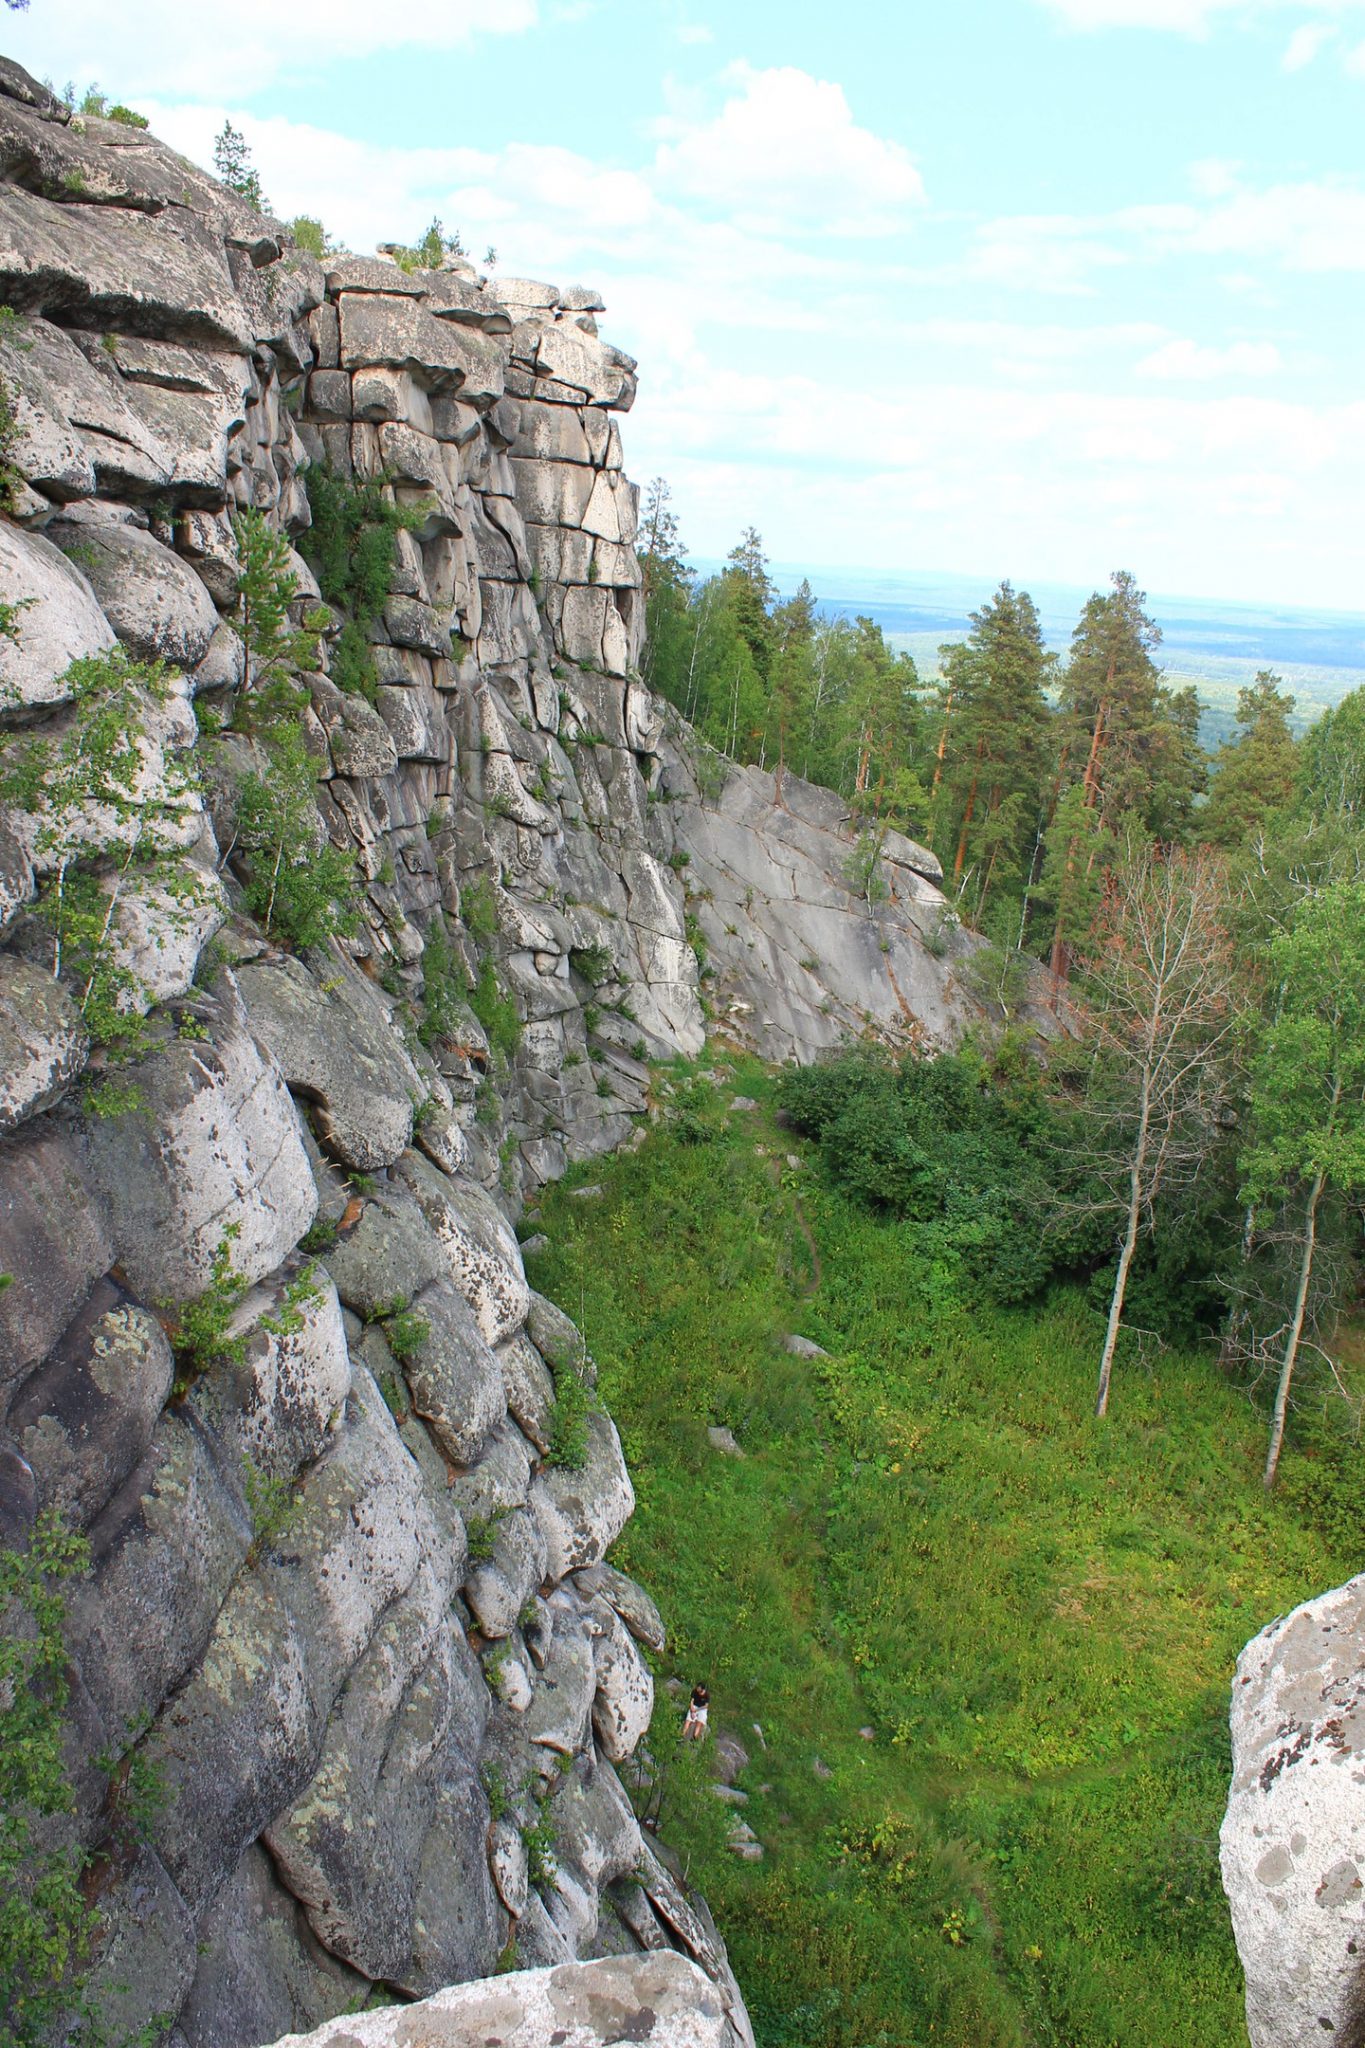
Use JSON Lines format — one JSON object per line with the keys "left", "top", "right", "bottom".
{"left": 1221, "top": 1575, "right": 1365, "bottom": 2048}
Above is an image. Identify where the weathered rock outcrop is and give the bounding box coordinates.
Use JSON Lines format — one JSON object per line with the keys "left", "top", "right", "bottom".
{"left": 266, "top": 1952, "right": 731, "bottom": 2048}
{"left": 1222, "top": 1574, "right": 1365, "bottom": 2048}
{"left": 0, "top": 58, "right": 1006, "bottom": 2048}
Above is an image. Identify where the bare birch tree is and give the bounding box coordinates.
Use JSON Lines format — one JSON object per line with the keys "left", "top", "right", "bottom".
{"left": 1066, "top": 836, "right": 1243, "bottom": 1417}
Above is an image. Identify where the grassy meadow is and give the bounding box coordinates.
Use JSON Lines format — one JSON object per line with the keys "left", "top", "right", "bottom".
{"left": 524, "top": 1056, "right": 1364, "bottom": 2048}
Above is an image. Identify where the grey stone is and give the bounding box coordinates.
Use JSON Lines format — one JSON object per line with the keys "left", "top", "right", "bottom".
{"left": 237, "top": 953, "right": 421, "bottom": 1173}
{"left": 571, "top": 1563, "right": 666, "bottom": 1656}
{"left": 0, "top": 520, "right": 116, "bottom": 709}
{"left": 1221, "top": 1573, "right": 1365, "bottom": 2048}
{"left": 0, "top": 1120, "right": 112, "bottom": 1398}
{"left": 497, "top": 1329, "right": 556, "bottom": 1455}
{"left": 324, "top": 1187, "right": 449, "bottom": 1321}
{"left": 395, "top": 1152, "right": 531, "bottom": 1346}
{"left": 310, "top": 677, "right": 400, "bottom": 779}
{"left": 465, "top": 1506, "right": 547, "bottom": 1641}
{"left": 402, "top": 1279, "right": 507, "bottom": 1467}
{"left": 0, "top": 952, "right": 87, "bottom": 1131}
{"left": 176, "top": 1841, "right": 370, "bottom": 2048}
{"left": 84, "top": 972, "right": 317, "bottom": 1303}
{"left": 48, "top": 518, "right": 220, "bottom": 669}
{"left": 266, "top": 1562, "right": 489, "bottom": 1983}
{"left": 706, "top": 1427, "right": 744, "bottom": 1459}
{"left": 782, "top": 1334, "right": 828, "bottom": 1360}
{"left": 143, "top": 1374, "right": 427, "bottom": 1915}
{"left": 530, "top": 1412, "right": 634, "bottom": 1584}
{"left": 589, "top": 1600, "right": 654, "bottom": 1765}
{"left": 186, "top": 1268, "right": 352, "bottom": 1480}
{"left": 9, "top": 1281, "right": 173, "bottom": 1527}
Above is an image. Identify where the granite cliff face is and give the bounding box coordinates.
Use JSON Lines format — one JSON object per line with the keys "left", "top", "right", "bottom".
{"left": 0, "top": 56, "right": 1032, "bottom": 2048}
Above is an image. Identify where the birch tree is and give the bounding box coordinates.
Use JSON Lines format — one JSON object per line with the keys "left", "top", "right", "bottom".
{"left": 1069, "top": 837, "right": 1242, "bottom": 1417}
{"left": 1237, "top": 879, "right": 1365, "bottom": 1487}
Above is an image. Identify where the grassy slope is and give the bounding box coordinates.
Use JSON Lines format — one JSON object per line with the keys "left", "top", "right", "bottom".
{"left": 526, "top": 1057, "right": 1362, "bottom": 2048}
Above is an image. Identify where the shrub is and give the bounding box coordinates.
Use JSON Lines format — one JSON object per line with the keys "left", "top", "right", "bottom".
{"left": 165, "top": 1224, "right": 250, "bottom": 1380}
{"left": 234, "top": 721, "right": 359, "bottom": 949}
{"left": 289, "top": 215, "right": 332, "bottom": 259}
{"left": 469, "top": 957, "right": 521, "bottom": 1060}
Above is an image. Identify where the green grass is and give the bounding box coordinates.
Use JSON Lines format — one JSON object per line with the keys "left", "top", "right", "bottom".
{"left": 526, "top": 1056, "right": 1364, "bottom": 2048}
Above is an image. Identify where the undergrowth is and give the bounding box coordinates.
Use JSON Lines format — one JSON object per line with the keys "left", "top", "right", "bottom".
{"left": 526, "top": 1054, "right": 1364, "bottom": 2048}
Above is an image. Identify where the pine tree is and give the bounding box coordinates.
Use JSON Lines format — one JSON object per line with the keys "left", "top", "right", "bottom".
{"left": 933, "top": 581, "right": 1056, "bottom": 918}
{"left": 1200, "top": 672, "right": 1298, "bottom": 850}
{"left": 213, "top": 121, "right": 268, "bottom": 214}
{"left": 1045, "top": 571, "right": 1206, "bottom": 979}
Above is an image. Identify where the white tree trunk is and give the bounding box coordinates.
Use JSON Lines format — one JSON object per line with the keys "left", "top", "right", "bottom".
{"left": 1263, "top": 1172, "right": 1324, "bottom": 1491}
{"left": 1095, "top": 1077, "right": 1151, "bottom": 1418}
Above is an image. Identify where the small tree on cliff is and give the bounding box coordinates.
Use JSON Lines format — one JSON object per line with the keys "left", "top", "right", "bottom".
{"left": 213, "top": 121, "right": 268, "bottom": 214}
{"left": 1065, "top": 836, "right": 1241, "bottom": 1417}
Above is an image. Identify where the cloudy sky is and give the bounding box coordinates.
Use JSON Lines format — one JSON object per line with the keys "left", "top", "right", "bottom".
{"left": 6, "top": 0, "right": 1365, "bottom": 610}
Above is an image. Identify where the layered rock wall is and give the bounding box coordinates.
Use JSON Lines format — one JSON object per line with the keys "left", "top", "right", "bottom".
{"left": 0, "top": 58, "right": 999, "bottom": 2048}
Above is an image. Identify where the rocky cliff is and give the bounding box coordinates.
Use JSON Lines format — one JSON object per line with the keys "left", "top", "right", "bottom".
{"left": 0, "top": 56, "right": 1019, "bottom": 2048}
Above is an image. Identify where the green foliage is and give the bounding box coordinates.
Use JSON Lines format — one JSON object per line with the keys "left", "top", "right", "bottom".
{"left": 298, "top": 468, "right": 427, "bottom": 702}
{"left": 0, "top": 649, "right": 203, "bottom": 1051}
{"left": 107, "top": 104, "right": 149, "bottom": 129}
{"left": 231, "top": 509, "right": 324, "bottom": 724}
{"left": 298, "top": 1216, "right": 339, "bottom": 1255}
{"left": 259, "top": 1265, "right": 322, "bottom": 1340}
{"left": 212, "top": 120, "right": 268, "bottom": 213}
{"left": 569, "top": 941, "right": 613, "bottom": 986}
{"left": 460, "top": 875, "right": 499, "bottom": 940}
{"left": 465, "top": 1508, "right": 510, "bottom": 1563}
{"left": 389, "top": 217, "right": 464, "bottom": 272}
{"left": 418, "top": 917, "right": 467, "bottom": 1048}
{"left": 0, "top": 1511, "right": 95, "bottom": 2048}
{"left": 1199, "top": 671, "right": 1298, "bottom": 851}
{"left": 520, "top": 1807, "right": 558, "bottom": 1888}
{"left": 546, "top": 1350, "right": 591, "bottom": 1469}
{"left": 468, "top": 957, "right": 521, "bottom": 1059}
{"left": 234, "top": 720, "right": 359, "bottom": 949}
{"left": 381, "top": 1303, "right": 431, "bottom": 1362}
{"left": 526, "top": 1057, "right": 1362, "bottom": 2048}
{"left": 289, "top": 216, "right": 333, "bottom": 259}
{"left": 166, "top": 1224, "right": 249, "bottom": 1380}
{"left": 242, "top": 1457, "right": 302, "bottom": 1558}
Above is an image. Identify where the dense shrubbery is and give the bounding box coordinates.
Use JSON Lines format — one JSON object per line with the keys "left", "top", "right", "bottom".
{"left": 298, "top": 468, "right": 426, "bottom": 702}
{"left": 779, "top": 1048, "right": 1077, "bottom": 1303}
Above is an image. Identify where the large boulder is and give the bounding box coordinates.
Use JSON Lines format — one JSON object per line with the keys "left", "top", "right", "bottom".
{"left": 236, "top": 953, "right": 423, "bottom": 1174}
{"left": 84, "top": 972, "right": 317, "bottom": 1303}
{"left": 0, "top": 953, "right": 87, "bottom": 1133}
{"left": 0, "top": 1120, "right": 112, "bottom": 1401}
{"left": 47, "top": 519, "right": 220, "bottom": 669}
{"left": 260, "top": 1952, "right": 731, "bottom": 2048}
{"left": 1221, "top": 1574, "right": 1365, "bottom": 2048}
{"left": 0, "top": 521, "right": 116, "bottom": 709}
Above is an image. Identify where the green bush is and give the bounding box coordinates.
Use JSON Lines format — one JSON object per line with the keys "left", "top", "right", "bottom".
{"left": 299, "top": 469, "right": 425, "bottom": 706}
{"left": 0, "top": 1512, "right": 96, "bottom": 2048}
{"left": 235, "top": 722, "right": 360, "bottom": 950}
{"left": 469, "top": 957, "right": 521, "bottom": 1060}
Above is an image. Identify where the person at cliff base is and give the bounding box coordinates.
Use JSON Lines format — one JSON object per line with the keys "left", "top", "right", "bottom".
{"left": 682, "top": 1683, "right": 710, "bottom": 1740}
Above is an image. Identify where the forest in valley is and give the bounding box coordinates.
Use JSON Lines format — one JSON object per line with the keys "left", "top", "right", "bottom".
{"left": 638, "top": 478, "right": 1365, "bottom": 1486}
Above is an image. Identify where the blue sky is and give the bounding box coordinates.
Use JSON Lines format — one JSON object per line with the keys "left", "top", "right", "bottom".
{"left": 7, "top": 0, "right": 1365, "bottom": 610}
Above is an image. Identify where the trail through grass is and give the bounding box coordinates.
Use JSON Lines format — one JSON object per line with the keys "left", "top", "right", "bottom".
{"left": 526, "top": 1056, "right": 1363, "bottom": 2048}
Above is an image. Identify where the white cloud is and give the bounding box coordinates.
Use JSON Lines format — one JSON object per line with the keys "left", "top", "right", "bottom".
{"left": 0, "top": 0, "right": 536, "bottom": 98}
{"left": 1282, "top": 22, "right": 1335, "bottom": 65}
{"left": 1135, "top": 337, "right": 1282, "bottom": 377}
{"left": 677, "top": 22, "right": 715, "bottom": 43}
{"left": 653, "top": 63, "right": 925, "bottom": 237}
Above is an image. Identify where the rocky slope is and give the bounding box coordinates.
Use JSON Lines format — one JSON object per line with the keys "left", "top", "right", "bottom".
{"left": 0, "top": 57, "right": 1021, "bottom": 2048}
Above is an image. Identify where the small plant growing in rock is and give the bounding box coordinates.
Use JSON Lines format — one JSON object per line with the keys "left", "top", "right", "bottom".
{"left": 234, "top": 721, "right": 360, "bottom": 949}
{"left": 260, "top": 1264, "right": 323, "bottom": 1341}
{"left": 469, "top": 957, "right": 522, "bottom": 1060}
{"left": 569, "top": 941, "right": 613, "bottom": 987}
{"left": 232, "top": 509, "right": 326, "bottom": 726}
{"left": 380, "top": 1301, "right": 430, "bottom": 1362}
{"left": 546, "top": 1342, "right": 591, "bottom": 1471}
{"left": 298, "top": 1216, "right": 339, "bottom": 1255}
{"left": 480, "top": 1763, "right": 511, "bottom": 1821}
{"left": 166, "top": 1224, "right": 250, "bottom": 1384}
{"left": 288, "top": 215, "right": 333, "bottom": 259}
{"left": 521, "top": 1807, "right": 559, "bottom": 1888}
{"left": 465, "top": 1507, "right": 510, "bottom": 1563}
{"left": 389, "top": 216, "right": 464, "bottom": 272}
{"left": 242, "top": 1456, "right": 302, "bottom": 1560}
{"left": 0, "top": 650, "right": 206, "bottom": 1057}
